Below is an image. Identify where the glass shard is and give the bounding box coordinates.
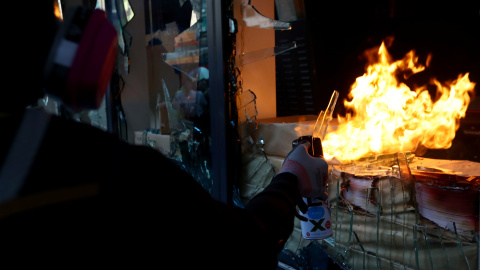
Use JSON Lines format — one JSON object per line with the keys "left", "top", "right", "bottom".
{"left": 313, "top": 90, "right": 339, "bottom": 140}
{"left": 236, "top": 89, "right": 257, "bottom": 108}
{"left": 161, "top": 79, "right": 184, "bottom": 132}
{"left": 116, "top": 0, "right": 135, "bottom": 27}
{"left": 396, "top": 152, "right": 413, "bottom": 182}
{"left": 237, "top": 41, "right": 297, "bottom": 66}
{"left": 242, "top": 4, "right": 291, "bottom": 30}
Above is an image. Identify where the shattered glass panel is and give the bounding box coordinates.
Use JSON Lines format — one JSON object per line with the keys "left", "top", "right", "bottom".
{"left": 236, "top": 88, "right": 257, "bottom": 107}
{"left": 144, "top": 0, "right": 212, "bottom": 192}
{"left": 235, "top": 87, "right": 276, "bottom": 206}
{"left": 237, "top": 101, "right": 258, "bottom": 123}
{"left": 236, "top": 90, "right": 260, "bottom": 152}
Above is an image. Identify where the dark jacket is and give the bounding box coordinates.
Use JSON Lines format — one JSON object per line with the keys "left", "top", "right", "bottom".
{"left": 0, "top": 109, "right": 301, "bottom": 269}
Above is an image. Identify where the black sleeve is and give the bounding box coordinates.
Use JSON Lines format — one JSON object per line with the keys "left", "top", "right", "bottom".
{"left": 245, "top": 172, "right": 302, "bottom": 252}
{"left": 120, "top": 146, "right": 303, "bottom": 269}
{"left": 110, "top": 146, "right": 303, "bottom": 269}
{"left": 2, "top": 114, "right": 305, "bottom": 269}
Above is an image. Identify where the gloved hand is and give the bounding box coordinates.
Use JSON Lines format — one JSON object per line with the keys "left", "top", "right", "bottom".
{"left": 278, "top": 142, "right": 329, "bottom": 200}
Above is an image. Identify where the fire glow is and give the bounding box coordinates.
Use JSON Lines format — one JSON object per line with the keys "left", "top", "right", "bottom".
{"left": 322, "top": 41, "right": 476, "bottom": 162}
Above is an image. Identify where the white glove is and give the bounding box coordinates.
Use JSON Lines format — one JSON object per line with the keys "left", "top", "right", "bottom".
{"left": 279, "top": 142, "right": 329, "bottom": 200}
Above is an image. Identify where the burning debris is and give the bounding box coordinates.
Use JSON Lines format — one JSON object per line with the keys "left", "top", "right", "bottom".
{"left": 269, "top": 40, "right": 480, "bottom": 269}
{"left": 248, "top": 37, "right": 478, "bottom": 269}
{"left": 322, "top": 41, "right": 476, "bottom": 162}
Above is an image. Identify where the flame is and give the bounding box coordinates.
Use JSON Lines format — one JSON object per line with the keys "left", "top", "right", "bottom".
{"left": 322, "top": 41, "right": 476, "bottom": 162}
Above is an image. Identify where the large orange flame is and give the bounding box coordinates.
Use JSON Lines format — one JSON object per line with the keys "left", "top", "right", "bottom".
{"left": 323, "top": 42, "right": 476, "bottom": 162}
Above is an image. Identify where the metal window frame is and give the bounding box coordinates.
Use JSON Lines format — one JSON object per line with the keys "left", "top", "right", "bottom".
{"left": 206, "top": 0, "right": 233, "bottom": 204}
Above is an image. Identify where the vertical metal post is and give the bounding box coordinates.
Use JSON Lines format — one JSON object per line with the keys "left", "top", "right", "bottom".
{"left": 207, "top": 0, "right": 230, "bottom": 203}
